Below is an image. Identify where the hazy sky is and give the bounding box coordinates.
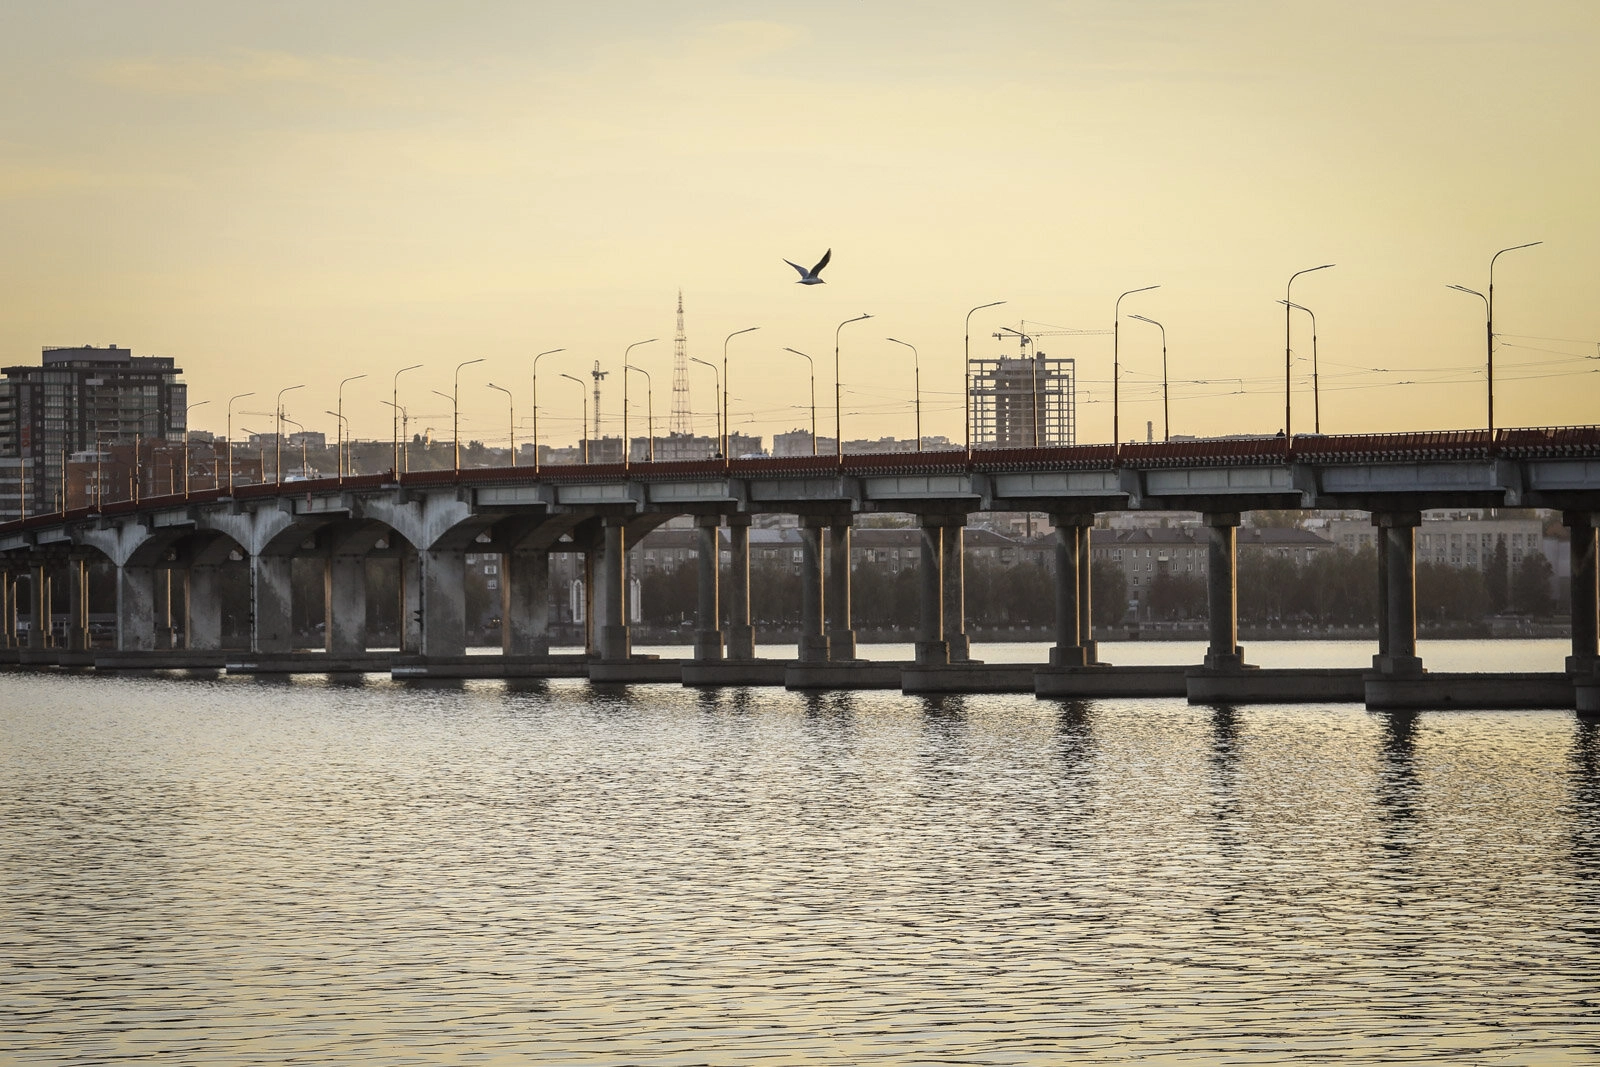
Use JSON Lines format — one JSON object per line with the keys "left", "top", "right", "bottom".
{"left": 2, "top": 1, "right": 1596, "bottom": 451}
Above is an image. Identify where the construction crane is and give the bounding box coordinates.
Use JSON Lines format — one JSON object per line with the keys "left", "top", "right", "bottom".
{"left": 590, "top": 360, "right": 608, "bottom": 439}
{"left": 992, "top": 320, "right": 1112, "bottom": 354}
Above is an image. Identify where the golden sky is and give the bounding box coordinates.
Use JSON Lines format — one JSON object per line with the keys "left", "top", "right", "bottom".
{"left": 2, "top": 1, "right": 1596, "bottom": 450}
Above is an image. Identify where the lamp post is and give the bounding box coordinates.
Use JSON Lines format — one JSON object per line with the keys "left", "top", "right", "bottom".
{"left": 486, "top": 383, "right": 515, "bottom": 466}
{"left": 183, "top": 399, "right": 210, "bottom": 494}
{"left": 530, "top": 347, "right": 565, "bottom": 473}
{"left": 624, "top": 365, "right": 654, "bottom": 462}
{"left": 722, "top": 327, "right": 758, "bottom": 461}
{"left": 335, "top": 374, "right": 366, "bottom": 480}
{"left": 834, "top": 314, "right": 872, "bottom": 460}
{"left": 1127, "top": 314, "right": 1169, "bottom": 441}
{"left": 451, "top": 358, "right": 486, "bottom": 470}
{"left": 689, "top": 358, "right": 721, "bottom": 456}
{"left": 281, "top": 416, "right": 308, "bottom": 478}
{"left": 781, "top": 347, "right": 817, "bottom": 455}
{"left": 1285, "top": 265, "right": 1333, "bottom": 441}
{"left": 379, "top": 401, "right": 410, "bottom": 472}
{"left": 1114, "top": 285, "right": 1160, "bottom": 448}
{"left": 274, "top": 384, "right": 305, "bottom": 483}
{"left": 390, "top": 363, "right": 422, "bottom": 476}
{"left": 560, "top": 373, "right": 589, "bottom": 463}
{"left": 964, "top": 301, "right": 1006, "bottom": 455}
{"left": 325, "top": 410, "right": 349, "bottom": 478}
{"left": 1458, "top": 241, "right": 1542, "bottom": 439}
{"left": 1277, "top": 301, "right": 1320, "bottom": 433}
{"left": 621, "top": 339, "right": 658, "bottom": 468}
{"left": 998, "top": 326, "right": 1040, "bottom": 445}
{"left": 885, "top": 338, "right": 922, "bottom": 451}
{"left": 225, "top": 392, "right": 254, "bottom": 492}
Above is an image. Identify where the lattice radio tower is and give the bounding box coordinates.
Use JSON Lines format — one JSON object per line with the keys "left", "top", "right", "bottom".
{"left": 669, "top": 289, "right": 692, "bottom": 436}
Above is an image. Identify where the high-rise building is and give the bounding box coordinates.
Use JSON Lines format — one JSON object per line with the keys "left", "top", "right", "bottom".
{"left": 0, "top": 345, "right": 187, "bottom": 519}
{"left": 970, "top": 354, "right": 1075, "bottom": 448}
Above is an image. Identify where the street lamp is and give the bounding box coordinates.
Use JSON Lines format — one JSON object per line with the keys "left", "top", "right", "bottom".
{"left": 274, "top": 384, "right": 305, "bottom": 483}
{"left": 183, "top": 399, "right": 210, "bottom": 494}
{"left": 689, "top": 358, "right": 721, "bottom": 456}
{"left": 1127, "top": 314, "right": 1169, "bottom": 441}
{"left": 1114, "top": 285, "right": 1160, "bottom": 448}
{"left": 450, "top": 358, "right": 486, "bottom": 470}
{"left": 486, "top": 383, "right": 515, "bottom": 466}
{"left": 1277, "top": 301, "right": 1321, "bottom": 434}
{"left": 390, "top": 363, "right": 422, "bottom": 477}
{"left": 624, "top": 364, "right": 654, "bottom": 462}
{"left": 781, "top": 348, "right": 817, "bottom": 455}
{"left": 281, "top": 416, "right": 309, "bottom": 479}
{"left": 325, "top": 410, "right": 349, "bottom": 477}
{"left": 998, "top": 326, "right": 1041, "bottom": 445}
{"left": 530, "top": 347, "right": 565, "bottom": 473}
{"left": 722, "top": 327, "right": 758, "bottom": 460}
{"left": 1455, "top": 241, "right": 1542, "bottom": 438}
{"left": 379, "top": 401, "right": 410, "bottom": 472}
{"left": 225, "top": 391, "right": 254, "bottom": 492}
{"left": 885, "top": 338, "right": 922, "bottom": 451}
{"left": 835, "top": 313, "right": 872, "bottom": 460}
{"left": 559, "top": 373, "right": 589, "bottom": 463}
{"left": 335, "top": 374, "right": 366, "bottom": 480}
{"left": 1285, "top": 265, "right": 1333, "bottom": 441}
{"left": 621, "top": 339, "right": 658, "bottom": 468}
{"left": 965, "top": 300, "right": 1006, "bottom": 455}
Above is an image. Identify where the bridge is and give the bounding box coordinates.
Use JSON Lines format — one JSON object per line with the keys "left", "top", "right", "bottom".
{"left": 3, "top": 427, "right": 1599, "bottom": 712}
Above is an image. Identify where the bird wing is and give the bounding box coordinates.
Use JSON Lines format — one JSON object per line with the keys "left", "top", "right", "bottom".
{"left": 784, "top": 258, "right": 810, "bottom": 278}
{"left": 809, "top": 248, "right": 832, "bottom": 277}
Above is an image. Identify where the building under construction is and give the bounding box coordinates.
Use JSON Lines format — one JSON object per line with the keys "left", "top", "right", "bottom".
{"left": 970, "top": 353, "right": 1075, "bottom": 448}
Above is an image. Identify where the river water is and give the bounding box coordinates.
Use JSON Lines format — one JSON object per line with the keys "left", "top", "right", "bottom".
{"left": 3, "top": 640, "right": 1598, "bottom": 1065}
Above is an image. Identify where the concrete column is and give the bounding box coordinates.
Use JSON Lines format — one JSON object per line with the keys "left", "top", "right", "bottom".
{"left": 915, "top": 520, "right": 947, "bottom": 666}
{"left": 186, "top": 563, "right": 224, "bottom": 650}
{"left": 400, "top": 548, "right": 422, "bottom": 653}
{"left": 597, "top": 519, "right": 630, "bottom": 662}
{"left": 0, "top": 570, "right": 13, "bottom": 648}
{"left": 250, "top": 553, "right": 294, "bottom": 653}
{"left": 799, "top": 518, "right": 828, "bottom": 663}
{"left": 1567, "top": 511, "right": 1599, "bottom": 674}
{"left": 693, "top": 515, "right": 723, "bottom": 661}
{"left": 941, "top": 521, "right": 969, "bottom": 663}
{"left": 419, "top": 547, "right": 468, "bottom": 658}
{"left": 501, "top": 548, "right": 551, "bottom": 658}
{"left": 1374, "top": 515, "right": 1391, "bottom": 664}
{"left": 582, "top": 550, "right": 596, "bottom": 655}
{"left": 1203, "top": 511, "right": 1244, "bottom": 670}
{"left": 116, "top": 563, "right": 158, "bottom": 652}
{"left": 1374, "top": 511, "right": 1423, "bottom": 675}
{"left": 27, "top": 561, "right": 48, "bottom": 649}
{"left": 826, "top": 519, "right": 855, "bottom": 661}
{"left": 324, "top": 550, "right": 368, "bottom": 654}
{"left": 159, "top": 569, "right": 179, "bottom": 650}
{"left": 725, "top": 515, "right": 755, "bottom": 660}
{"left": 1050, "top": 521, "right": 1082, "bottom": 666}
{"left": 67, "top": 557, "right": 90, "bottom": 651}
{"left": 1077, "top": 525, "right": 1098, "bottom": 664}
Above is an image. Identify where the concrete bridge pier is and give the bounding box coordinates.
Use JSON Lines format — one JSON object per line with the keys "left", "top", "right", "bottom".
{"left": 1567, "top": 511, "right": 1598, "bottom": 675}
{"left": 324, "top": 541, "right": 369, "bottom": 655}
{"left": 826, "top": 519, "right": 856, "bottom": 661}
{"left": 400, "top": 547, "right": 422, "bottom": 654}
{"left": 1373, "top": 511, "right": 1424, "bottom": 676}
{"left": 1049, "top": 515, "right": 1094, "bottom": 667}
{"left": 941, "top": 521, "right": 969, "bottom": 663}
{"left": 27, "top": 560, "right": 49, "bottom": 650}
{"left": 798, "top": 518, "right": 828, "bottom": 663}
{"left": 66, "top": 555, "right": 90, "bottom": 652}
{"left": 597, "top": 519, "right": 631, "bottom": 662}
{"left": 116, "top": 562, "right": 158, "bottom": 652}
{"left": 250, "top": 553, "right": 295, "bottom": 654}
{"left": 1203, "top": 511, "right": 1245, "bottom": 670}
{"left": 725, "top": 515, "right": 755, "bottom": 660}
{"left": 186, "top": 562, "right": 224, "bottom": 650}
{"left": 693, "top": 515, "right": 723, "bottom": 661}
{"left": 419, "top": 547, "right": 468, "bottom": 658}
{"left": 501, "top": 546, "right": 551, "bottom": 658}
{"left": 0, "top": 568, "right": 14, "bottom": 648}
{"left": 914, "top": 519, "right": 947, "bottom": 666}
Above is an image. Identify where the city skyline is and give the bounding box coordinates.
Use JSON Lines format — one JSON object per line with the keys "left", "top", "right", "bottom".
{"left": 2, "top": 2, "right": 1596, "bottom": 452}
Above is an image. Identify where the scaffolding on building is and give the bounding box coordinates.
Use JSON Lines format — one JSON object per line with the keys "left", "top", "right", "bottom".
{"left": 970, "top": 354, "right": 1075, "bottom": 448}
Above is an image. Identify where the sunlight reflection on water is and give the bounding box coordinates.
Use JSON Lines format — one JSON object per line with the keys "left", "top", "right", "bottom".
{"left": 3, "top": 662, "right": 1597, "bottom": 1064}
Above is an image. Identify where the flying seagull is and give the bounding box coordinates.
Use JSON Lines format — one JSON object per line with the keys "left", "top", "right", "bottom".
{"left": 784, "top": 248, "right": 832, "bottom": 285}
